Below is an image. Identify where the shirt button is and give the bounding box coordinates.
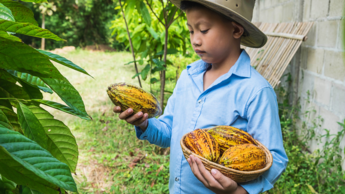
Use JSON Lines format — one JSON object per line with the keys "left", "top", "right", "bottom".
{"left": 175, "top": 177, "right": 179, "bottom": 181}
{"left": 198, "top": 100, "right": 202, "bottom": 104}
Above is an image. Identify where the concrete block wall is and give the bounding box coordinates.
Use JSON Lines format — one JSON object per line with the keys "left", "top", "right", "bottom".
{"left": 252, "top": 0, "right": 345, "bottom": 168}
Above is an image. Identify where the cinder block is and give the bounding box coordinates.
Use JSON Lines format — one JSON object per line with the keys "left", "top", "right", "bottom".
{"left": 274, "top": 6, "right": 283, "bottom": 23}
{"left": 282, "top": 2, "right": 294, "bottom": 22}
{"left": 310, "top": 0, "right": 329, "bottom": 19}
{"left": 303, "top": 0, "right": 311, "bottom": 21}
{"left": 301, "top": 47, "right": 324, "bottom": 74}
{"left": 299, "top": 70, "right": 315, "bottom": 97}
{"left": 303, "top": 22, "right": 317, "bottom": 47}
{"left": 337, "top": 20, "right": 344, "bottom": 50}
{"left": 317, "top": 20, "right": 338, "bottom": 48}
{"left": 329, "top": 0, "right": 345, "bottom": 17}
{"left": 314, "top": 76, "right": 331, "bottom": 106}
{"left": 324, "top": 50, "right": 345, "bottom": 81}
{"left": 331, "top": 83, "right": 345, "bottom": 116}
{"left": 319, "top": 107, "right": 341, "bottom": 134}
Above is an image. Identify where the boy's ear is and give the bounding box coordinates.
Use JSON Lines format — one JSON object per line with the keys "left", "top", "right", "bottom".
{"left": 231, "top": 22, "right": 245, "bottom": 39}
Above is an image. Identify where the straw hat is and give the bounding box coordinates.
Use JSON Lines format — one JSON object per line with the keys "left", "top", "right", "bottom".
{"left": 170, "top": 0, "right": 267, "bottom": 48}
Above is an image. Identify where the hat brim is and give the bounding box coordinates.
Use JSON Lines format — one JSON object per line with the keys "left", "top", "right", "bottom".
{"left": 170, "top": 0, "right": 267, "bottom": 48}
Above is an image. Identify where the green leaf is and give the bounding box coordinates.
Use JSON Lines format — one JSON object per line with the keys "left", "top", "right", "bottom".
{"left": 0, "top": 108, "right": 13, "bottom": 130}
{"left": 0, "top": 174, "right": 16, "bottom": 190}
{"left": 0, "top": 20, "right": 63, "bottom": 41}
{"left": 132, "top": 23, "right": 146, "bottom": 37}
{"left": 0, "top": 69, "right": 16, "bottom": 83}
{"left": 32, "top": 99, "right": 91, "bottom": 120}
{"left": 167, "top": 6, "right": 177, "bottom": 23}
{"left": 8, "top": 70, "right": 53, "bottom": 94}
{"left": 37, "top": 49, "right": 92, "bottom": 77}
{"left": 0, "top": 30, "right": 21, "bottom": 41}
{"left": 131, "top": 72, "right": 141, "bottom": 79}
{"left": 0, "top": 3, "right": 14, "bottom": 21}
{"left": 20, "top": 0, "right": 48, "bottom": 3}
{"left": 140, "top": 1, "right": 151, "bottom": 25}
{"left": 1, "top": 1, "right": 38, "bottom": 25}
{"left": 29, "top": 105, "right": 78, "bottom": 173}
{"left": 0, "top": 126, "right": 77, "bottom": 193}
{"left": 0, "top": 38, "right": 66, "bottom": 79}
{"left": 155, "top": 48, "right": 178, "bottom": 56}
{"left": 141, "top": 64, "right": 150, "bottom": 80}
{"left": 39, "top": 78, "right": 89, "bottom": 120}
{"left": 146, "top": 26, "right": 158, "bottom": 40}
{"left": 19, "top": 80, "right": 43, "bottom": 100}
{"left": 22, "top": 186, "right": 46, "bottom": 194}
{"left": 17, "top": 102, "right": 47, "bottom": 149}
{"left": 0, "top": 79, "right": 30, "bottom": 100}
{"left": 0, "top": 106, "right": 21, "bottom": 133}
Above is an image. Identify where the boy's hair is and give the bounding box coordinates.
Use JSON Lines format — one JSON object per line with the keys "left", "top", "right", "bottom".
{"left": 180, "top": 0, "right": 248, "bottom": 37}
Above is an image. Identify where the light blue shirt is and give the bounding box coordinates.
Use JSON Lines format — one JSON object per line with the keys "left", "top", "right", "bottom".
{"left": 135, "top": 50, "right": 288, "bottom": 194}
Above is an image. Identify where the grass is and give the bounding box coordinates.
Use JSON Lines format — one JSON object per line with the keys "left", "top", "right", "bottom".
{"left": 43, "top": 49, "right": 171, "bottom": 193}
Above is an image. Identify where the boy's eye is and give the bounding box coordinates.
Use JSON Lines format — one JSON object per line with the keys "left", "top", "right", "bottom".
{"left": 201, "top": 29, "right": 209, "bottom": 34}
{"left": 189, "top": 31, "right": 194, "bottom": 34}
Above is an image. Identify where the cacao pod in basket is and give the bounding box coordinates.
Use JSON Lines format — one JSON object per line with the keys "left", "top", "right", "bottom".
{"left": 218, "top": 144, "right": 266, "bottom": 171}
{"left": 184, "top": 129, "right": 220, "bottom": 162}
{"left": 107, "top": 82, "right": 162, "bottom": 118}
{"left": 208, "top": 126, "right": 257, "bottom": 154}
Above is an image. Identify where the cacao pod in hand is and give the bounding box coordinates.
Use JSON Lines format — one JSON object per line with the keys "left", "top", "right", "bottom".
{"left": 184, "top": 129, "right": 220, "bottom": 162}
{"left": 207, "top": 126, "right": 257, "bottom": 154}
{"left": 107, "top": 82, "right": 162, "bottom": 118}
{"left": 219, "top": 144, "right": 266, "bottom": 171}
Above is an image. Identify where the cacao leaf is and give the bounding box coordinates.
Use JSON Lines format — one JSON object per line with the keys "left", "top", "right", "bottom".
{"left": 0, "top": 174, "right": 16, "bottom": 190}
{"left": 141, "top": 64, "right": 150, "bottom": 80}
{"left": 0, "top": 30, "right": 21, "bottom": 41}
{"left": 0, "top": 108, "right": 13, "bottom": 130}
{"left": 0, "top": 106, "right": 21, "bottom": 133}
{"left": 19, "top": 0, "right": 47, "bottom": 3}
{"left": 17, "top": 102, "right": 48, "bottom": 149}
{"left": 37, "top": 49, "right": 92, "bottom": 77}
{"left": 0, "top": 38, "right": 65, "bottom": 79}
{"left": 0, "top": 3, "right": 14, "bottom": 21}
{"left": 29, "top": 105, "right": 78, "bottom": 173}
{"left": 0, "top": 20, "right": 63, "bottom": 41}
{"left": 0, "top": 79, "right": 30, "bottom": 100}
{"left": 32, "top": 99, "right": 91, "bottom": 120}
{"left": 155, "top": 48, "right": 178, "bottom": 56}
{"left": 19, "top": 80, "right": 43, "bottom": 100}
{"left": 0, "top": 69, "right": 16, "bottom": 83}
{"left": 0, "top": 126, "right": 77, "bottom": 193}
{"left": 146, "top": 26, "right": 158, "bottom": 40}
{"left": 139, "top": 1, "right": 151, "bottom": 25}
{"left": 1, "top": 1, "right": 38, "bottom": 25}
{"left": 8, "top": 70, "right": 53, "bottom": 94}
{"left": 22, "top": 186, "right": 46, "bottom": 194}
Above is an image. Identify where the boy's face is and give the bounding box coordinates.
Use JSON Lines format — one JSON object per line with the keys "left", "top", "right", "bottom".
{"left": 186, "top": 7, "right": 243, "bottom": 64}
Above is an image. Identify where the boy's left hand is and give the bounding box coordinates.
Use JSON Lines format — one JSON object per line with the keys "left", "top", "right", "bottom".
{"left": 187, "top": 155, "right": 247, "bottom": 194}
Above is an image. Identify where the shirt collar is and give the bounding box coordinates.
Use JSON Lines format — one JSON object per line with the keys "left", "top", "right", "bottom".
{"left": 187, "top": 49, "right": 251, "bottom": 78}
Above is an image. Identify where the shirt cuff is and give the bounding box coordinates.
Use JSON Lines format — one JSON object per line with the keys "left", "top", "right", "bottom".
{"left": 134, "top": 118, "right": 154, "bottom": 140}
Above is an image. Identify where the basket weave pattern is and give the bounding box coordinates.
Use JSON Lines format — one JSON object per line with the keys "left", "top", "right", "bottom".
{"left": 180, "top": 130, "right": 273, "bottom": 183}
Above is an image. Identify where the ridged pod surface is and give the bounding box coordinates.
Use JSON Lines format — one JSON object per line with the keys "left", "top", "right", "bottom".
{"left": 207, "top": 126, "right": 257, "bottom": 153}
{"left": 184, "top": 129, "right": 220, "bottom": 162}
{"left": 107, "top": 83, "right": 162, "bottom": 118}
{"left": 219, "top": 144, "right": 266, "bottom": 171}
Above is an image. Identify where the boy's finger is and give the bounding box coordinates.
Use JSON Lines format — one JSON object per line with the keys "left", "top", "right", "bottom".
{"left": 113, "top": 106, "right": 121, "bottom": 113}
{"left": 194, "top": 156, "right": 223, "bottom": 190}
{"left": 126, "top": 111, "right": 144, "bottom": 123}
{"left": 118, "top": 108, "right": 133, "bottom": 120}
{"left": 190, "top": 156, "right": 208, "bottom": 187}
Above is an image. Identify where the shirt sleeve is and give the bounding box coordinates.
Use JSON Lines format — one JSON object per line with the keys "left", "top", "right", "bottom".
{"left": 134, "top": 75, "right": 181, "bottom": 148}
{"left": 240, "top": 87, "right": 289, "bottom": 194}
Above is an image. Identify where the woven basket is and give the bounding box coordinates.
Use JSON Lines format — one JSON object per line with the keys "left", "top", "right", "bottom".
{"left": 180, "top": 129, "right": 273, "bottom": 183}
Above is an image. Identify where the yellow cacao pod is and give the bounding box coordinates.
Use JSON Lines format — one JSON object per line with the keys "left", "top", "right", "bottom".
{"left": 107, "top": 83, "right": 162, "bottom": 118}
{"left": 207, "top": 126, "right": 257, "bottom": 154}
{"left": 219, "top": 144, "right": 266, "bottom": 171}
{"left": 184, "top": 129, "right": 220, "bottom": 162}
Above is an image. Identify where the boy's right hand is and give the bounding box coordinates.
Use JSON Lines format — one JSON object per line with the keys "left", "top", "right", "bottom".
{"left": 113, "top": 106, "right": 149, "bottom": 131}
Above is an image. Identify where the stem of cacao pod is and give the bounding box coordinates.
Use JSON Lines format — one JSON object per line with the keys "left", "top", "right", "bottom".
{"left": 119, "top": 0, "right": 142, "bottom": 88}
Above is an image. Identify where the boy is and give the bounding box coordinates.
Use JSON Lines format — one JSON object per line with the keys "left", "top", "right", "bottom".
{"left": 114, "top": 0, "right": 288, "bottom": 193}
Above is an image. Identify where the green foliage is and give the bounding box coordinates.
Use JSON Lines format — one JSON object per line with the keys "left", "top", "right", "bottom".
{"left": 0, "top": 1, "right": 90, "bottom": 193}
{"left": 268, "top": 85, "right": 345, "bottom": 193}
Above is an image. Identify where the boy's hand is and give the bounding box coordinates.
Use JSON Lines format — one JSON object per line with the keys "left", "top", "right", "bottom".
{"left": 187, "top": 155, "right": 248, "bottom": 194}
{"left": 113, "top": 106, "right": 149, "bottom": 131}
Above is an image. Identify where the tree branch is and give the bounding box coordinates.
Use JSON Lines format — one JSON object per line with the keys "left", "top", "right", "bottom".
{"left": 119, "top": 0, "right": 142, "bottom": 88}
{"left": 170, "top": 10, "right": 184, "bottom": 27}
{"left": 145, "top": 0, "right": 165, "bottom": 25}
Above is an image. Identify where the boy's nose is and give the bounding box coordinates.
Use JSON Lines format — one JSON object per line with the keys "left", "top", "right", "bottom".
{"left": 191, "top": 36, "right": 202, "bottom": 47}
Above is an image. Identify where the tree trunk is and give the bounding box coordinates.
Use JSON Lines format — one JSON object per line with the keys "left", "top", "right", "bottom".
{"left": 41, "top": 13, "right": 45, "bottom": 50}
{"left": 159, "top": 27, "right": 168, "bottom": 108}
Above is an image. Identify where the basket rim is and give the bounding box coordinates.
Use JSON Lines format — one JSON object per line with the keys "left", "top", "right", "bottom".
{"left": 180, "top": 129, "right": 273, "bottom": 175}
